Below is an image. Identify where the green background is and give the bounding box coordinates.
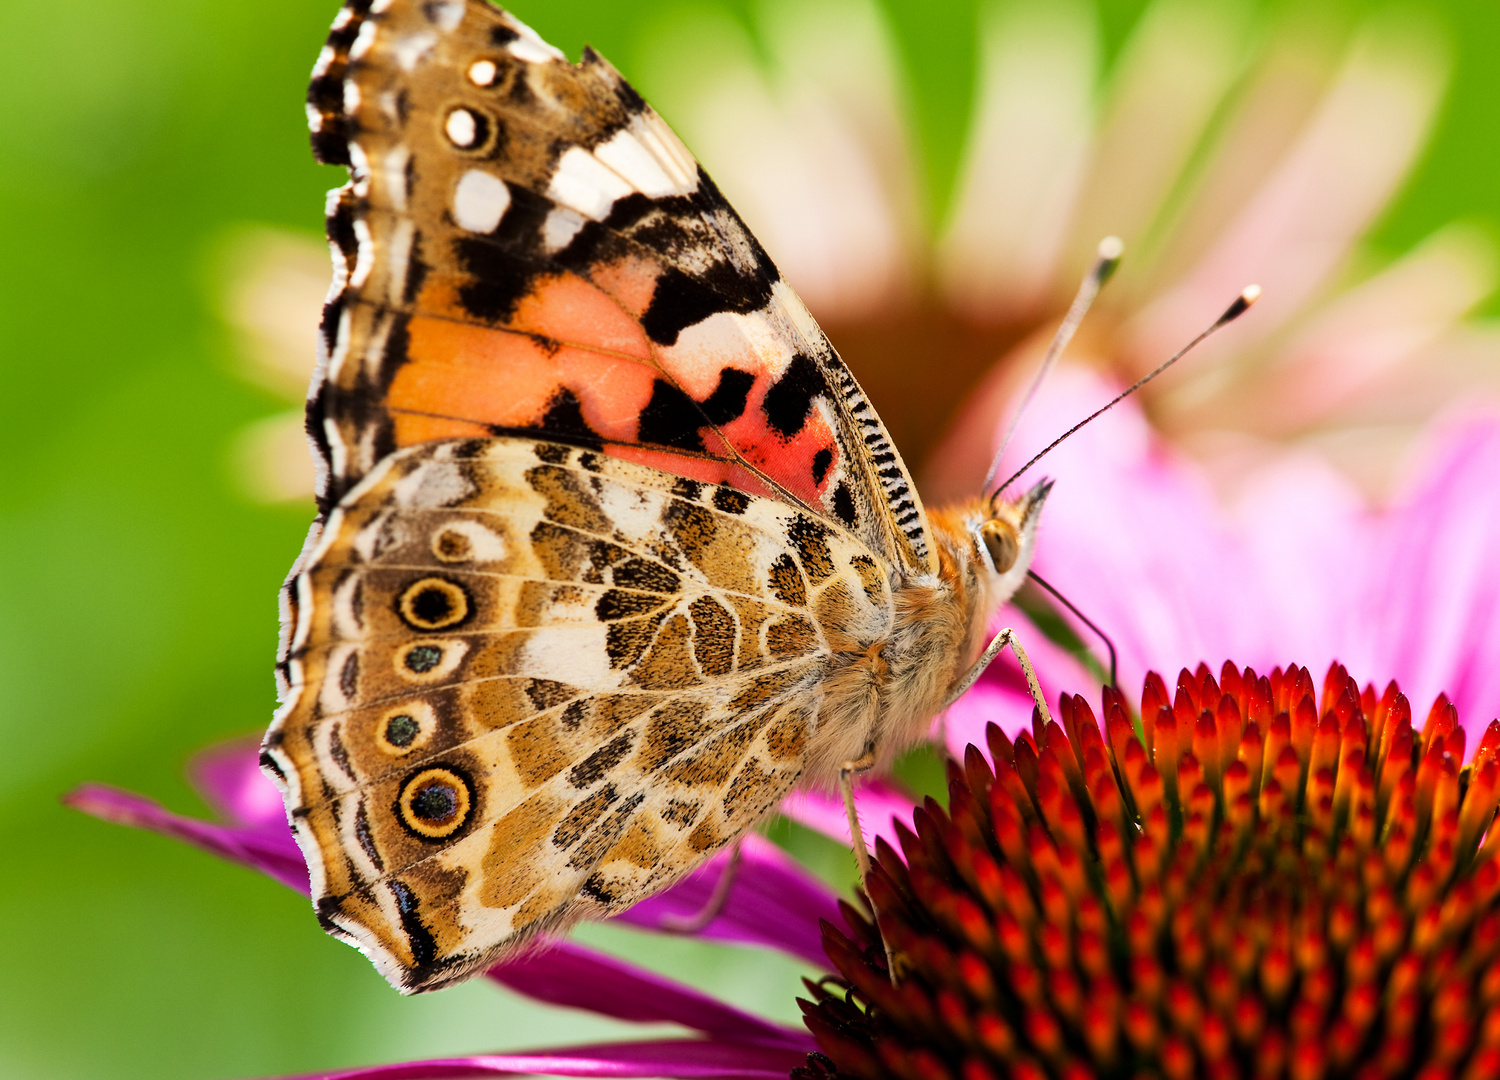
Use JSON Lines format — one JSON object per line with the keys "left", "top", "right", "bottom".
{"left": 1, "top": 0, "right": 1496, "bottom": 1076}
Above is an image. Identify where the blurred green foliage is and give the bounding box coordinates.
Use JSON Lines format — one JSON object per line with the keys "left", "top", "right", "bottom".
{"left": 1, "top": 0, "right": 1497, "bottom": 1076}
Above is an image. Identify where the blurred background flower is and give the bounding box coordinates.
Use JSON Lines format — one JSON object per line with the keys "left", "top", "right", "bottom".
{"left": 633, "top": 0, "right": 1498, "bottom": 506}
{"left": 5, "top": 0, "right": 1500, "bottom": 1077}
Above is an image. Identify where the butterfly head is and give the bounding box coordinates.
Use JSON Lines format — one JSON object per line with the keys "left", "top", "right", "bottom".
{"left": 971, "top": 478, "right": 1052, "bottom": 600}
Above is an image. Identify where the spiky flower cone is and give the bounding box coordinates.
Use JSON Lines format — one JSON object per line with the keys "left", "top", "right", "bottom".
{"left": 799, "top": 662, "right": 1500, "bottom": 1080}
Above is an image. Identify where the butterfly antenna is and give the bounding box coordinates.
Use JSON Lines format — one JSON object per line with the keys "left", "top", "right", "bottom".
{"left": 980, "top": 236, "right": 1125, "bottom": 495}
{"left": 994, "top": 284, "right": 1262, "bottom": 497}
{"left": 1027, "top": 570, "right": 1118, "bottom": 688}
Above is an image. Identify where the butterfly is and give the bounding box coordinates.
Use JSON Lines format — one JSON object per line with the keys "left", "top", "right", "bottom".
{"left": 261, "top": 0, "right": 1050, "bottom": 994}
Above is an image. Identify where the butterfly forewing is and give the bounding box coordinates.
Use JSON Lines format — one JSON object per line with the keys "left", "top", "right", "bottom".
{"left": 267, "top": 0, "right": 973, "bottom": 994}
{"left": 264, "top": 437, "right": 893, "bottom": 990}
{"left": 306, "top": 0, "right": 933, "bottom": 574}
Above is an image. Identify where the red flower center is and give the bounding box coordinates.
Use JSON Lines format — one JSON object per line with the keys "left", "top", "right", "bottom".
{"left": 799, "top": 661, "right": 1500, "bottom": 1080}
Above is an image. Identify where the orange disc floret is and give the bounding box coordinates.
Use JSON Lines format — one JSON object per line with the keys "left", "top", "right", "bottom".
{"left": 797, "top": 661, "right": 1500, "bottom": 1080}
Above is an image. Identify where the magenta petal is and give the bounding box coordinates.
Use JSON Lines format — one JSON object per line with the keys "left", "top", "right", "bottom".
{"left": 68, "top": 770, "right": 841, "bottom": 967}
{"left": 780, "top": 779, "right": 915, "bottom": 853}
{"left": 64, "top": 783, "right": 309, "bottom": 893}
{"left": 190, "top": 736, "right": 286, "bottom": 830}
{"left": 280, "top": 1040, "right": 807, "bottom": 1080}
{"left": 488, "top": 941, "right": 812, "bottom": 1050}
{"left": 69, "top": 783, "right": 826, "bottom": 1035}
{"left": 69, "top": 784, "right": 816, "bottom": 1037}
{"left": 616, "top": 835, "right": 840, "bottom": 968}
{"left": 1362, "top": 413, "right": 1500, "bottom": 736}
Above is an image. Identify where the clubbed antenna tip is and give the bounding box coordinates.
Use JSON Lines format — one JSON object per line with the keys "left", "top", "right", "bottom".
{"left": 995, "top": 283, "right": 1264, "bottom": 495}
{"left": 1216, "top": 284, "right": 1261, "bottom": 327}
{"left": 981, "top": 236, "right": 1127, "bottom": 494}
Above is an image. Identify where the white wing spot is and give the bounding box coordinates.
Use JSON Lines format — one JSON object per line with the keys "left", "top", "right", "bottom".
{"left": 520, "top": 625, "right": 616, "bottom": 686}
{"left": 547, "top": 146, "right": 633, "bottom": 222}
{"left": 453, "top": 169, "right": 510, "bottom": 233}
{"left": 383, "top": 146, "right": 410, "bottom": 211}
{"left": 431, "top": 520, "right": 508, "bottom": 564}
{"left": 444, "top": 107, "right": 478, "bottom": 148}
{"left": 393, "top": 458, "right": 477, "bottom": 510}
{"left": 330, "top": 571, "right": 365, "bottom": 639}
{"left": 424, "top": 0, "right": 464, "bottom": 31}
{"left": 350, "top": 218, "right": 375, "bottom": 289}
{"left": 377, "top": 89, "right": 402, "bottom": 124}
{"left": 770, "top": 279, "right": 822, "bottom": 348}
{"left": 347, "top": 140, "right": 370, "bottom": 182}
{"left": 349, "top": 17, "right": 378, "bottom": 62}
{"left": 542, "top": 205, "right": 587, "bottom": 252}
{"left": 467, "top": 59, "right": 497, "bottom": 86}
{"left": 319, "top": 644, "right": 360, "bottom": 714}
{"left": 637, "top": 113, "right": 699, "bottom": 191}
{"left": 594, "top": 127, "right": 686, "bottom": 198}
{"left": 385, "top": 218, "right": 415, "bottom": 305}
{"left": 311, "top": 44, "right": 336, "bottom": 79}
{"left": 508, "top": 36, "right": 557, "bottom": 64}
{"left": 391, "top": 31, "right": 438, "bottom": 71}
{"left": 502, "top": 14, "right": 565, "bottom": 63}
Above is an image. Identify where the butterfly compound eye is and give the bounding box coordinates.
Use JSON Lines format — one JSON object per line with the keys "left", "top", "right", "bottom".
{"left": 980, "top": 520, "right": 1020, "bottom": 574}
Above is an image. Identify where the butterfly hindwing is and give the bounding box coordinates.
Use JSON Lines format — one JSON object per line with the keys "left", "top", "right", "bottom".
{"left": 306, "top": 0, "right": 934, "bottom": 574}
{"left": 263, "top": 436, "right": 893, "bottom": 990}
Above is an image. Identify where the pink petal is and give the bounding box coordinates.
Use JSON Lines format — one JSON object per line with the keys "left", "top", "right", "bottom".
{"left": 190, "top": 735, "right": 285, "bottom": 830}
{"left": 618, "top": 835, "right": 841, "bottom": 968}
{"left": 1126, "top": 28, "right": 1445, "bottom": 366}
{"left": 488, "top": 941, "right": 811, "bottom": 1050}
{"left": 780, "top": 778, "right": 915, "bottom": 852}
{"left": 75, "top": 741, "right": 844, "bottom": 969}
{"left": 278, "top": 1040, "right": 807, "bottom": 1080}
{"left": 67, "top": 781, "right": 822, "bottom": 1039}
{"left": 63, "top": 783, "right": 309, "bottom": 893}
{"left": 937, "top": 2, "right": 1096, "bottom": 320}
{"left": 1253, "top": 226, "right": 1493, "bottom": 431}
{"left": 1360, "top": 412, "right": 1500, "bottom": 740}
{"left": 994, "top": 367, "right": 1265, "bottom": 690}
{"left": 1229, "top": 452, "right": 1374, "bottom": 677}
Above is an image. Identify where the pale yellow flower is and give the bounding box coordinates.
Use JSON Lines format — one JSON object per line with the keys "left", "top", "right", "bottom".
{"left": 222, "top": 0, "right": 1499, "bottom": 508}
{"left": 636, "top": 0, "right": 1497, "bottom": 504}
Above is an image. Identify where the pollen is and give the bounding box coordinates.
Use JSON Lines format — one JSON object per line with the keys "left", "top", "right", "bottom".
{"left": 797, "top": 661, "right": 1500, "bottom": 1080}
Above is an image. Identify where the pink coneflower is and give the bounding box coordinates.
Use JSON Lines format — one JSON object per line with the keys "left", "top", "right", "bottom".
{"left": 64, "top": 400, "right": 1500, "bottom": 1077}
{"left": 806, "top": 672, "right": 1500, "bottom": 1080}
{"left": 109, "top": 3, "right": 1500, "bottom": 1076}
{"left": 70, "top": 654, "right": 1500, "bottom": 1078}
{"left": 641, "top": 0, "right": 1497, "bottom": 506}
{"left": 929, "top": 368, "right": 1500, "bottom": 777}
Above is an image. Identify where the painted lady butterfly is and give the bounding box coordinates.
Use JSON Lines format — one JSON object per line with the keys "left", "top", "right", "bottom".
{"left": 262, "top": 0, "right": 1050, "bottom": 993}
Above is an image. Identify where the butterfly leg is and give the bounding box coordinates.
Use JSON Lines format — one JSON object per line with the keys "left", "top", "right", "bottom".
{"left": 943, "top": 626, "right": 1053, "bottom": 727}
{"left": 840, "top": 748, "right": 908, "bottom": 983}
{"left": 659, "top": 840, "right": 742, "bottom": 934}
{"left": 838, "top": 748, "right": 877, "bottom": 882}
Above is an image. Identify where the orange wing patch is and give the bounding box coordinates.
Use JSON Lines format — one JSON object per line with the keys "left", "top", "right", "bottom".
{"left": 305, "top": 0, "right": 934, "bottom": 573}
